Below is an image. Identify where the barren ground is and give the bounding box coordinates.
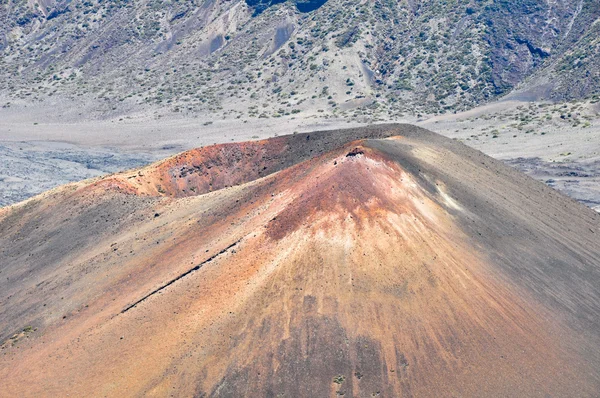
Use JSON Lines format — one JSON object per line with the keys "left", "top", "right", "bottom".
{"left": 1, "top": 124, "right": 599, "bottom": 396}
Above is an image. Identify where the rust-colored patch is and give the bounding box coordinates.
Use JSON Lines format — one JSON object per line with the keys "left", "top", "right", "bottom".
{"left": 266, "top": 145, "right": 413, "bottom": 241}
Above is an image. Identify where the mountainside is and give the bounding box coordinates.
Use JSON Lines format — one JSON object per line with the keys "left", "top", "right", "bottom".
{"left": 2, "top": 0, "right": 600, "bottom": 120}
{"left": 1, "top": 124, "right": 599, "bottom": 396}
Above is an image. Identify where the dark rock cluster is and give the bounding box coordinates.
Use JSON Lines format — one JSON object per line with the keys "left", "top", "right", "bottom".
{"left": 245, "top": 0, "right": 328, "bottom": 15}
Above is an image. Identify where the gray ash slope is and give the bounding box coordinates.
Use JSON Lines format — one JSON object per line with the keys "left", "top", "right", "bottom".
{"left": 1, "top": 0, "right": 600, "bottom": 119}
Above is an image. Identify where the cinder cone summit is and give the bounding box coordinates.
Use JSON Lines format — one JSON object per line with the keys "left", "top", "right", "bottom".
{"left": 1, "top": 125, "right": 599, "bottom": 397}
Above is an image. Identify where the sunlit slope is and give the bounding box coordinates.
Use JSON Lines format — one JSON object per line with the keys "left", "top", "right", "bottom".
{"left": 1, "top": 125, "right": 599, "bottom": 397}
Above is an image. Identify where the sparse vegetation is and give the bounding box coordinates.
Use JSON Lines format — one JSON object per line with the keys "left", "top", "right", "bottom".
{"left": 1, "top": 0, "right": 597, "bottom": 120}
{"left": 333, "top": 375, "right": 345, "bottom": 384}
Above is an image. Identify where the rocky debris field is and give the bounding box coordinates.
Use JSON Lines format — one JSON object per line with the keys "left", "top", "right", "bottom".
{"left": 0, "top": 141, "right": 164, "bottom": 206}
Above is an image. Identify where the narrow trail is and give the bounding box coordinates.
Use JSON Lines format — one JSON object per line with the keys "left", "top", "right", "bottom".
{"left": 120, "top": 239, "right": 242, "bottom": 314}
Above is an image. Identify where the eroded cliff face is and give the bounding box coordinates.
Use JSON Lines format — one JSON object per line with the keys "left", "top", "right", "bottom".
{"left": 1, "top": 124, "right": 599, "bottom": 396}
{"left": 482, "top": 0, "right": 600, "bottom": 97}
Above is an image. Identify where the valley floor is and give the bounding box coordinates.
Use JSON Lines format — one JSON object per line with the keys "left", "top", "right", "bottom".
{"left": 0, "top": 99, "right": 598, "bottom": 211}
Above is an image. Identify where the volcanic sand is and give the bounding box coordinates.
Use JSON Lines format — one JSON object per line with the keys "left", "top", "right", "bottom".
{"left": 0, "top": 124, "right": 599, "bottom": 396}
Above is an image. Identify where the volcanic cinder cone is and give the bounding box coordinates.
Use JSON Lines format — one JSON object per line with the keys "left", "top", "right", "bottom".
{"left": 1, "top": 125, "right": 599, "bottom": 397}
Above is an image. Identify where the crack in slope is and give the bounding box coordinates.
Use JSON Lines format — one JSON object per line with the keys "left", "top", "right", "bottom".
{"left": 120, "top": 239, "right": 241, "bottom": 314}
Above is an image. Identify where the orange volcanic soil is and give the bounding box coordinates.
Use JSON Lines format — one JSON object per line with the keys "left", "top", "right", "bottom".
{"left": 1, "top": 124, "right": 599, "bottom": 397}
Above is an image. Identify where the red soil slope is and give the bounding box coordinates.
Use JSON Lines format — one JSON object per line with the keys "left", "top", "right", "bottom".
{"left": 0, "top": 125, "right": 599, "bottom": 397}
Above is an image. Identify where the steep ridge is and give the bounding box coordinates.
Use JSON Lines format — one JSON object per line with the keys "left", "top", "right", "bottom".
{"left": 2, "top": 0, "right": 600, "bottom": 117}
{"left": 0, "top": 124, "right": 599, "bottom": 396}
